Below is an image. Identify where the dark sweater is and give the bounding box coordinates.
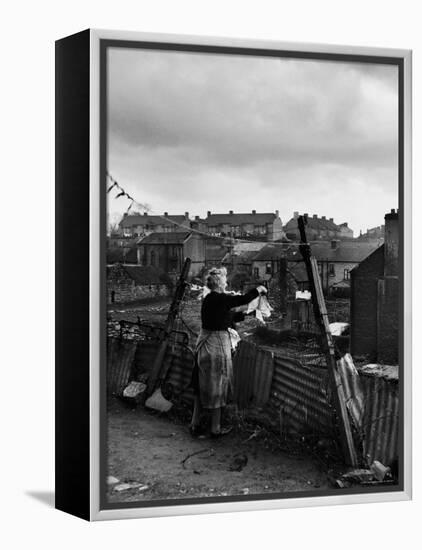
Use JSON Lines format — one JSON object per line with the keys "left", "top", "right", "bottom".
{"left": 201, "top": 288, "right": 259, "bottom": 331}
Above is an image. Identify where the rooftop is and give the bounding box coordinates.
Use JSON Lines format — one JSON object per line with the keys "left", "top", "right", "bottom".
{"left": 286, "top": 241, "right": 381, "bottom": 263}
{"left": 205, "top": 211, "right": 278, "bottom": 225}
{"left": 251, "top": 243, "right": 289, "bottom": 262}
{"left": 119, "top": 213, "right": 187, "bottom": 228}
{"left": 137, "top": 231, "right": 192, "bottom": 245}
{"left": 285, "top": 213, "right": 340, "bottom": 231}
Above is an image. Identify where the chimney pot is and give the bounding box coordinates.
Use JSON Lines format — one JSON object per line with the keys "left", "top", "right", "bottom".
{"left": 207, "top": 211, "right": 211, "bottom": 217}
{"left": 229, "top": 210, "right": 234, "bottom": 215}
{"left": 164, "top": 212, "right": 168, "bottom": 217}
{"left": 185, "top": 211, "right": 189, "bottom": 217}
{"left": 275, "top": 209, "right": 279, "bottom": 217}
{"left": 252, "top": 209, "right": 256, "bottom": 215}
{"left": 293, "top": 211, "right": 299, "bottom": 219}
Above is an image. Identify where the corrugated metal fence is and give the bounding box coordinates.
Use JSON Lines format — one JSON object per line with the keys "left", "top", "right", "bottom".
{"left": 107, "top": 325, "right": 399, "bottom": 467}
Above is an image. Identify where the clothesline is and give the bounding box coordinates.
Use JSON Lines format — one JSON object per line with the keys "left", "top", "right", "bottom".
{"left": 107, "top": 171, "right": 304, "bottom": 246}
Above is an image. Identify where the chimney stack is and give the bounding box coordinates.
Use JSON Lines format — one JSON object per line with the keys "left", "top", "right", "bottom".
{"left": 329, "top": 217, "right": 333, "bottom": 222}
{"left": 384, "top": 209, "right": 399, "bottom": 276}
{"left": 322, "top": 215, "right": 326, "bottom": 220}
{"left": 252, "top": 209, "right": 256, "bottom": 215}
{"left": 164, "top": 212, "right": 168, "bottom": 217}
{"left": 195, "top": 215, "right": 200, "bottom": 221}
{"left": 313, "top": 214, "right": 317, "bottom": 219}
{"left": 229, "top": 210, "right": 234, "bottom": 215}
{"left": 275, "top": 209, "right": 279, "bottom": 217}
{"left": 207, "top": 211, "right": 211, "bottom": 217}
{"left": 185, "top": 211, "right": 189, "bottom": 218}
{"left": 293, "top": 211, "right": 299, "bottom": 219}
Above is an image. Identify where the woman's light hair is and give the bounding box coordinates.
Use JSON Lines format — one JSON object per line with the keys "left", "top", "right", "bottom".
{"left": 205, "top": 267, "right": 227, "bottom": 292}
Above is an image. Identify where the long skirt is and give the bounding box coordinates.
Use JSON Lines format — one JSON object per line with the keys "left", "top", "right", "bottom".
{"left": 195, "top": 329, "right": 233, "bottom": 409}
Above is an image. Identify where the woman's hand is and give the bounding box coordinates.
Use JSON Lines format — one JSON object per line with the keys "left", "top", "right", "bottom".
{"left": 256, "top": 285, "right": 267, "bottom": 295}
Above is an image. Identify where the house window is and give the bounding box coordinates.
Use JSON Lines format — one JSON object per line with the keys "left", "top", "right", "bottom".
{"left": 266, "top": 262, "right": 272, "bottom": 275}
{"left": 253, "top": 267, "right": 259, "bottom": 278}
{"left": 344, "top": 268, "right": 350, "bottom": 280}
{"left": 329, "top": 263, "right": 335, "bottom": 277}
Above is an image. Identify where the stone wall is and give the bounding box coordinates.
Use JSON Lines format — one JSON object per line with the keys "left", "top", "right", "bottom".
{"left": 107, "top": 283, "right": 170, "bottom": 304}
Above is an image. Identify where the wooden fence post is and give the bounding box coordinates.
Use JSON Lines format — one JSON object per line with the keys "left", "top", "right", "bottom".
{"left": 297, "top": 215, "right": 358, "bottom": 467}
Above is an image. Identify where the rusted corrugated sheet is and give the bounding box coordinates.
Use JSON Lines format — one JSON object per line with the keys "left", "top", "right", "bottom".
{"left": 107, "top": 338, "right": 137, "bottom": 395}
{"left": 233, "top": 341, "right": 274, "bottom": 409}
{"left": 359, "top": 369, "right": 399, "bottom": 467}
{"left": 269, "top": 354, "right": 335, "bottom": 436}
{"left": 134, "top": 339, "right": 160, "bottom": 376}
{"left": 164, "top": 343, "right": 195, "bottom": 402}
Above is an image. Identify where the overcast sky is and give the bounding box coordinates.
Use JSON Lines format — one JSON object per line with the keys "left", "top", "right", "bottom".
{"left": 107, "top": 46, "right": 398, "bottom": 236}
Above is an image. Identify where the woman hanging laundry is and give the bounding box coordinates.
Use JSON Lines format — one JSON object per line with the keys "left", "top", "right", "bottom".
{"left": 190, "top": 267, "right": 267, "bottom": 437}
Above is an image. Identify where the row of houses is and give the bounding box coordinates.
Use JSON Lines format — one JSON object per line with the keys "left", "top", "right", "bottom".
{"left": 107, "top": 226, "right": 384, "bottom": 296}
{"left": 116, "top": 210, "right": 359, "bottom": 243}
{"left": 107, "top": 209, "right": 399, "bottom": 364}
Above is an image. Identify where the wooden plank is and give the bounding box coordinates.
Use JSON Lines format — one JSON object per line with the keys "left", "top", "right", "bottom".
{"left": 298, "top": 215, "right": 358, "bottom": 467}
{"left": 146, "top": 258, "right": 191, "bottom": 395}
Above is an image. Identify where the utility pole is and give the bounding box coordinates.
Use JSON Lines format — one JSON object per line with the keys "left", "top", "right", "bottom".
{"left": 298, "top": 215, "right": 358, "bottom": 467}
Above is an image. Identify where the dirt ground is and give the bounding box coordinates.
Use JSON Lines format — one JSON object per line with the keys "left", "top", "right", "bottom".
{"left": 106, "top": 399, "right": 331, "bottom": 504}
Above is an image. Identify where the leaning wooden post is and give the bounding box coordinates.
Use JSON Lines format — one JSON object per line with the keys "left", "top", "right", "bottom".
{"left": 146, "top": 258, "right": 192, "bottom": 396}
{"left": 297, "top": 215, "right": 358, "bottom": 467}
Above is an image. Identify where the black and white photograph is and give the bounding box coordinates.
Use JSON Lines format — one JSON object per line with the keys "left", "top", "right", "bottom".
{"left": 103, "top": 40, "right": 403, "bottom": 508}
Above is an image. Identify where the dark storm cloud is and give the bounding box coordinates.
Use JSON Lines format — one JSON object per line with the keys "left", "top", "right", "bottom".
{"left": 107, "top": 47, "right": 398, "bottom": 233}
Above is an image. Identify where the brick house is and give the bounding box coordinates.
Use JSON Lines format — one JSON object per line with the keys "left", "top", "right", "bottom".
{"left": 357, "top": 225, "right": 385, "bottom": 244}
{"left": 136, "top": 231, "right": 206, "bottom": 277}
{"left": 350, "top": 210, "right": 399, "bottom": 363}
{"left": 285, "top": 240, "right": 380, "bottom": 295}
{"left": 195, "top": 210, "right": 285, "bottom": 241}
{"left": 118, "top": 212, "right": 191, "bottom": 237}
{"left": 248, "top": 243, "right": 287, "bottom": 281}
{"left": 284, "top": 212, "right": 354, "bottom": 241}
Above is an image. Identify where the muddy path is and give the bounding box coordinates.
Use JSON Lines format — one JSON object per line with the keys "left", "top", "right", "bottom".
{"left": 106, "top": 399, "right": 331, "bottom": 504}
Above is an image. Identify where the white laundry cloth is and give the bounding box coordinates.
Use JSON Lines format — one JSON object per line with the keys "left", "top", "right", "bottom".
{"left": 228, "top": 327, "right": 241, "bottom": 350}
{"left": 246, "top": 295, "right": 274, "bottom": 323}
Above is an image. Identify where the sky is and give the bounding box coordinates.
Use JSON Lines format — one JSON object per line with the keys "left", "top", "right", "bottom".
{"left": 107, "top": 46, "right": 399, "bottom": 236}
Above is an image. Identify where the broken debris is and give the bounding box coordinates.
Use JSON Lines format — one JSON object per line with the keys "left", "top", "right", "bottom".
{"left": 122, "top": 381, "right": 147, "bottom": 406}
{"left": 113, "top": 482, "right": 149, "bottom": 492}
{"left": 107, "top": 476, "right": 119, "bottom": 486}
{"left": 335, "top": 460, "right": 393, "bottom": 488}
